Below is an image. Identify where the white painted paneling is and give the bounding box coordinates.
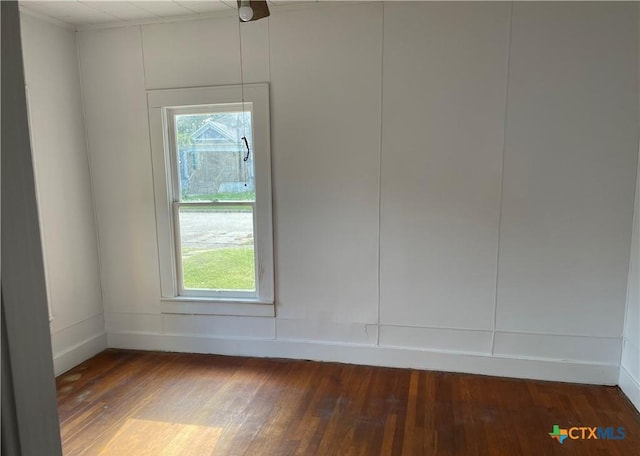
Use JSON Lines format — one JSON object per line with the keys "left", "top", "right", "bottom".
{"left": 105, "top": 312, "right": 164, "bottom": 335}
{"left": 269, "top": 3, "right": 382, "bottom": 322}
{"left": 53, "top": 333, "right": 108, "bottom": 376}
{"left": 78, "top": 26, "right": 161, "bottom": 314}
{"left": 51, "top": 314, "right": 107, "bottom": 375}
{"left": 379, "top": 2, "right": 511, "bottom": 329}
{"left": 141, "top": 16, "right": 268, "bottom": 89}
{"left": 76, "top": 3, "right": 639, "bottom": 385}
{"left": 163, "top": 314, "right": 275, "bottom": 339}
{"left": 496, "top": 2, "right": 638, "bottom": 337}
{"left": 622, "top": 168, "right": 639, "bottom": 390}
{"left": 621, "top": 339, "right": 639, "bottom": 385}
{"left": 108, "top": 332, "right": 166, "bottom": 352}
{"left": 379, "top": 326, "right": 492, "bottom": 355}
{"left": 20, "top": 14, "right": 106, "bottom": 365}
{"left": 50, "top": 314, "right": 105, "bottom": 356}
{"left": 620, "top": 50, "right": 639, "bottom": 408}
{"left": 619, "top": 366, "right": 640, "bottom": 412}
{"left": 21, "top": 1, "right": 118, "bottom": 25}
{"left": 494, "top": 332, "right": 621, "bottom": 364}
{"left": 276, "top": 319, "right": 377, "bottom": 345}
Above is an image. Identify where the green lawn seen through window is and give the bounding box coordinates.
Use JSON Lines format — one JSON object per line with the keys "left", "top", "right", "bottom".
{"left": 182, "top": 247, "right": 255, "bottom": 291}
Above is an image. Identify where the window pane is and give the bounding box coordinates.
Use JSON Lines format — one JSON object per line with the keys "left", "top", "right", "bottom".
{"left": 175, "top": 110, "right": 255, "bottom": 202}
{"left": 178, "top": 206, "right": 255, "bottom": 292}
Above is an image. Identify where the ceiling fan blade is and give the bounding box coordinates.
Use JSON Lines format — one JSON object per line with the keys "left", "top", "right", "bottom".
{"left": 237, "top": 0, "right": 270, "bottom": 22}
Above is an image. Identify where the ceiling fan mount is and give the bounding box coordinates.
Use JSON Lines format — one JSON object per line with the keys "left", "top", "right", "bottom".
{"left": 237, "top": 1, "right": 270, "bottom": 22}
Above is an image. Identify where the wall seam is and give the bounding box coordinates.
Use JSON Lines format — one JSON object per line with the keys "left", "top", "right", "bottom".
{"left": 491, "top": 1, "right": 514, "bottom": 356}
{"left": 267, "top": 16, "right": 272, "bottom": 87}
{"left": 620, "top": 363, "right": 640, "bottom": 389}
{"left": 380, "top": 324, "right": 624, "bottom": 340}
{"left": 138, "top": 24, "right": 167, "bottom": 330}
{"left": 620, "top": 127, "right": 640, "bottom": 369}
{"left": 267, "top": 15, "right": 278, "bottom": 341}
{"left": 619, "top": 4, "right": 640, "bottom": 374}
{"left": 75, "top": 28, "right": 107, "bottom": 335}
{"left": 376, "top": 1, "right": 385, "bottom": 346}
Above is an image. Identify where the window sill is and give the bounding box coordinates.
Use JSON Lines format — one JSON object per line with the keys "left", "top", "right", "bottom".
{"left": 160, "top": 297, "right": 274, "bottom": 317}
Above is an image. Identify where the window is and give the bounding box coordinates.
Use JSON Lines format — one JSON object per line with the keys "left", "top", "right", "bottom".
{"left": 148, "top": 84, "right": 273, "bottom": 316}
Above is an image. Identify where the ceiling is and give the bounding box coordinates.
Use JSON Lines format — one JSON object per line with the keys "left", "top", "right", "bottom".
{"left": 19, "top": 1, "right": 303, "bottom": 27}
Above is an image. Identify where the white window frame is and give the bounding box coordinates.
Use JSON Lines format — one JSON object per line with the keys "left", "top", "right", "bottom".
{"left": 148, "top": 84, "right": 274, "bottom": 317}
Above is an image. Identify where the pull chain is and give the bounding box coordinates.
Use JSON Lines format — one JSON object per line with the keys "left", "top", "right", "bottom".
{"left": 242, "top": 137, "right": 250, "bottom": 162}
{"left": 237, "top": 16, "right": 250, "bottom": 187}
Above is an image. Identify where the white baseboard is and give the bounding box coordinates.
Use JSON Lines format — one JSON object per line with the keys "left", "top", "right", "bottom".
{"left": 52, "top": 316, "right": 108, "bottom": 376}
{"left": 53, "top": 332, "right": 107, "bottom": 376}
{"left": 107, "top": 331, "right": 620, "bottom": 385}
{"left": 619, "top": 365, "right": 640, "bottom": 412}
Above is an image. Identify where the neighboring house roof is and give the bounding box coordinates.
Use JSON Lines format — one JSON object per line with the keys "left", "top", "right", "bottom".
{"left": 191, "top": 120, "right": 237, "bottom": 144}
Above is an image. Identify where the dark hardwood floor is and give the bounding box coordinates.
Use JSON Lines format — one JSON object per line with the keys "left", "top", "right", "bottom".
{"left": 56, "top": 349, "right": 639, "bottom": 455}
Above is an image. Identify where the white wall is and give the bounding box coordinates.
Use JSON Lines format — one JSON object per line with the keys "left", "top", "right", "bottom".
{"left": 621, "top": 144, "right": 640, "bottom": 411}
{"left": 619, "top": 9, "right": 640, "bottom": 410}
{"left": 380, "top": 2, "right": 509, "bottom": 341}
{"left": 495, "top": 2, "right": 638, "bottom": 360}
{"left": 270, "top": 4, "right": 381, "bottom": 340}
{"left": 20, "top": 13, "right": 106, "bottom": 375}
{"left": 78, "top": 2, "right": 639, "bottom": 386}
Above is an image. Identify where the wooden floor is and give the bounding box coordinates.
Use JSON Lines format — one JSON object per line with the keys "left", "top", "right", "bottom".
{"left": 57, "top": 350, "right": 639, "bottom": 455}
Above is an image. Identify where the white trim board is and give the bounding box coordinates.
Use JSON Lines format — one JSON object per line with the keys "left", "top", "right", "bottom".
{"left": 51, "top": 314, "right": 107, "bottom": 376}
{"left": 53, "top": 333, "right": 108, "bottom": 376}
{"left": 147, "top": 84, "right": 274, "bottom": 310}
{"left": 619, "top": 365, "right": 640, "bottom": 412}
{"left": 107, "top": 331, "right": 620, "bottom": 386}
